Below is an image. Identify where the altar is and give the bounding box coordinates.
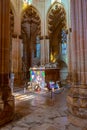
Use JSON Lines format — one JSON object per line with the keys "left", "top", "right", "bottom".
{"left": 45, "top": 68, "right": 60, "bottom": 82}
{"left": 29, "top": 67, "right": 60, "bottom": 89}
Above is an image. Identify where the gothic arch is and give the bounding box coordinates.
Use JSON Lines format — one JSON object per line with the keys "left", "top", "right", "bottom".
{"left": 47, "top": 2, "right": 67, "bottom": 37}
{"left": 21, "top": 4, "right": 41, "bottom": 20}
{"left": 47, "top": 1, "right": 67, "bottom": 63}
{"left": 21, "top": 5, "right": 41, "bottom": 69}
{"left": 21, "top": 5, "right": 41, "bottom": 37}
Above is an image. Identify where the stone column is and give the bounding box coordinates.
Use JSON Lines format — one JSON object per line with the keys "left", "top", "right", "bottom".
{"left": 67, "top": 0, "right": 87, "bottom": 127}
{"left": 83, "top": 0, "right": 87, "bottom": 84}
{"left": 23, "top": 35, "right": 28, "bottom": 66}
{"left": 45, "top": 38, "right": 50, "bottom": 64}
{"left": 40, "top": 36, "right": 50, "bottom": 65}
{"left": 11, "top": 36, "right": 23, "bottom": 85}
{"left": 40, "top": 38, "right": 45, "bottom": 65}
{"left": 67, "top": 29, "right": 71, "bottom": 73}
{"left": 0, "top": 0, "right": 14, "bottom": 125}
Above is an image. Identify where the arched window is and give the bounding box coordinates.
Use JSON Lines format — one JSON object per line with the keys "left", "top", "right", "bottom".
{"left": 51, "top": 0, "right": 61, "bottom": 4}
{"left": 23, "top": 0, "right": 32, "bottom": 5}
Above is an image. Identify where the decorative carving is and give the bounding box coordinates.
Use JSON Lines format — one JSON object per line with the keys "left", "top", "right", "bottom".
{"left": 10, "top": 8, "right": 14, "bottom": 35}
{"left": 47, "top": 2, "right": 67, "bottom": 63}
{"left": 48, "top": 6, "right": 66, "bottom": 36}
{"left": 21, "top": 6, "right": 41, "bottom": 68}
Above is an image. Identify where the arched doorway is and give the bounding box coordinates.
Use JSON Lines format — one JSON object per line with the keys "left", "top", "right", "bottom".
{"left": 21, "top": 5, "right": 41, "bottom": 80}
{"left": 47, "top": 2, "right": 68, "bottom": 81}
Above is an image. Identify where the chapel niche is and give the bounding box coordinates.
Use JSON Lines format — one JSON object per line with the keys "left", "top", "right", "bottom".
{"left": 48, "top": 2, "right": 67, "bottom": 64}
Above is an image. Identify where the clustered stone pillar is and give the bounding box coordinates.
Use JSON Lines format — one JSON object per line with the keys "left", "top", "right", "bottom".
{"left": 11, "top": 36, "right": 22, "bottom": 85}
{"left": 67, "top": 0, "right": 87, "bottom": 127}
{"left": 0, "top": 0, "right": 14, "bottom": 125}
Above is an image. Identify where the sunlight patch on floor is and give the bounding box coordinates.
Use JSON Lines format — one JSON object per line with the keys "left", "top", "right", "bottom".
{"left": 13, "top": 92, "right": 35, "bottom": 103}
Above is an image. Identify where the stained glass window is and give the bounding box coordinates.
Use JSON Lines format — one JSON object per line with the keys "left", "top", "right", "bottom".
{"left": 61, "top": 43, "right": 67, "bottom": 55}
{"left": 61, "top": 30, "right": 67, "bottom": 43}
{"left": 30, "top": 68, "right": 45, "bottom": 89}
{"left": 23, "top": 0, "right": 32, "bottom": 4}
{"left": 36, "top": 36, "right": 40, "bottom": 58}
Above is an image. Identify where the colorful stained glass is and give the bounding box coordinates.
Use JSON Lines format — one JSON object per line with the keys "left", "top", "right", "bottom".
{"left": 61, "top": 30, "right": 67, "bottom": 43}
{"left": 30, "top": 68, "right": 45, "bottom": 88}
{"left": 30, "top": 77, "right": 32, "bottom": 81}
{"left": 61, "top": 43, "right": 67, "bottom": 55}
{"left": 42, "top": 71, "right": 45, "bottom": 77}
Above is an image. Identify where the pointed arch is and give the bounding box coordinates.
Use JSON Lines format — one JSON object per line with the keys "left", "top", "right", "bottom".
{"left": 21, "top": 5, "right": 41, "bottom": 37}
{"left": 47, "top": 1, "right": 67, "bottom": 64}
{"left": 47, "top": 1, "right": 67, "bottom": 37}
{"left": 21, "top": 5, "right": 41, "bottom": 68}
{"left": 21, "top": 4, "right": 41, "bottom": 21}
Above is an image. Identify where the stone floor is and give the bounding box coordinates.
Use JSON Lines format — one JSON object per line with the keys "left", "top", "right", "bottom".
{"left": 0, "top": 87, "right": 86, "bottom": 130}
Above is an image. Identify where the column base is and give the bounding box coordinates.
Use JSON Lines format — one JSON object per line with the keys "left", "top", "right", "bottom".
{"left": 0, "top": 95, "right": 15, "bottom": 126}
{"left": 68, "top": 112, "right": 87, "bottom": 128}
{"left": 67, "top": 84, "right": 87, "bottom": 127}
